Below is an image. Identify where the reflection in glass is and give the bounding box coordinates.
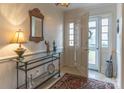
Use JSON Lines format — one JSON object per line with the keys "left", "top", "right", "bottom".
{"left": 32, "top": 16, "right": 42, "bottom": 37}
{"left": 89, "top": 29, "right": 96, "bottom": 48}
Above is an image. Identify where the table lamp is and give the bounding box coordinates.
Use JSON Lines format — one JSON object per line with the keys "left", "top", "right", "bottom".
{"left": 11, "top": 29, "right": 27, "bottom": 58}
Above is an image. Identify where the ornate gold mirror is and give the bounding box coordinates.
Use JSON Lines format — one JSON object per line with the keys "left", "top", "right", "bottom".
{"left": 29, "top": 8, "right": 44, "bottom": 42}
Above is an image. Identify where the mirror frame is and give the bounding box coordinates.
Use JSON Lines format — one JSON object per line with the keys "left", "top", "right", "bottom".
{"left": 29, "top": 8, "right": 44, "bottom": 42}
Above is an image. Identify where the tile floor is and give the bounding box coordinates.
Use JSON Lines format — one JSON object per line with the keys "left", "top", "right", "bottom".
{"left": 88, "top": 70, "right": 118, "bottom": 88}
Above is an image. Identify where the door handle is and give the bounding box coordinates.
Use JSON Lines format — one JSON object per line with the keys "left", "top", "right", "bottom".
{"left": 96, "top": 48, "right": 99, "bottom": 50}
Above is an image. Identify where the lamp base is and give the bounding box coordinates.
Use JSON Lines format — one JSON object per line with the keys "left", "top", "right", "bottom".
{"left": 15, "top": 48, "right": 26, "bottom": 58}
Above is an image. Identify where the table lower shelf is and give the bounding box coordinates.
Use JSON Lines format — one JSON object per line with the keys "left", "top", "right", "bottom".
{"left": 18, "top": 70, "right": 60, "bottom": 89}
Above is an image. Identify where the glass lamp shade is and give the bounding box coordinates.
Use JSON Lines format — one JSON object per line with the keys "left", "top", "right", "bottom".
{"left": 10, "top": 29, "right": 27, "bottom": 44}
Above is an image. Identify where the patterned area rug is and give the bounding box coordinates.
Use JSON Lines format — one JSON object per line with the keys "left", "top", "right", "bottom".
{"left": 50, "top": 73, "right": 115, "bottom": 89}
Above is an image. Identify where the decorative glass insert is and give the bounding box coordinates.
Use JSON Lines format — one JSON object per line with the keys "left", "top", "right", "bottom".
{"left": 101, "top": 18, "right": 109, "bottom": 47}
{"left": 102, "top": 18, "right": 109, "bottom": 26}
{"left": 89, "top": 21, "right": 96, "bottom": 28}
{"left": 69, "top": 22, "right": 74, "bottom": 46}
{"left": 102, "top": 26, "right": 108, "bottom": 32}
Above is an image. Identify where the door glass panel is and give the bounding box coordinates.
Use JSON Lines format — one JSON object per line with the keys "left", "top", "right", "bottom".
{"left": 102, "top": 26, "right": 108, "bottom": 32}
{"left": 102, "top": 18, "right": 109, "bottom": 26}
{"left": 69, "top": 41, "right": 74, "bottom": 46}
{"left": 88, "top": 19, "right": 97, "bottom": 70}
{"left": 69, "top": 22, "right": 74, "bottom": 46}
{"left": 102, "top": 41, "right": 108, "bottom": 47}
{"left": 69, "top": 29, "right": 74, "bottom": 34}
{"left": 89, "top": 29, "right": 96, "bottom": 48}
{"left": 101, "top": 18, "right": 109, "bottom": 48}
{"left": 89, "top": 21, "right": 96, "bottom": 28}
{"left": 89, "top": 50, "right": 96, "bottom": 64}
{"left": 69, "top": 23, "right": 74, "bottom": 29}
{"left": 69, "top": 35, "right": 74, "bottom": 40}
{"left": 102, "top": 33, "right": 108, "bottom": 40}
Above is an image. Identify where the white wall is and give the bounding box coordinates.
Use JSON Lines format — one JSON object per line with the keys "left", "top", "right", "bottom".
{"left": 0, "top": 4, "right": 63, "bottom": 88}
{"left": 116, "top": 3, "right": 124, "bottom": 89}
{"left": 120, "top": 4, "right": 124, "bottom": 89}
{"left": 116, "top": 3, "right": 122, "bottom": 89}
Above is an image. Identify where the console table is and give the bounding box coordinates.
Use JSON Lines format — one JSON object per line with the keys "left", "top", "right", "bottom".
{"left": 15, "top": 50, "right": 62, "bottom": 89}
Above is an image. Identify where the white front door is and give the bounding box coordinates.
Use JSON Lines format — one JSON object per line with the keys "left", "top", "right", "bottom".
{"left": 64, "top": 10, "right": 89, "bottom": 77}
{"left": 75, "top": 14, "right": 89, "bottom": 77}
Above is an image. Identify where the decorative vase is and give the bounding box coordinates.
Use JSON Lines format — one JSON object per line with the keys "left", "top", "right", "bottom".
{"left": 53, "top": 40, "right": 57, "bottom": 52}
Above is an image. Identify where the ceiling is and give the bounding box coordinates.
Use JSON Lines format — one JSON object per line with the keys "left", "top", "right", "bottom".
{"left": 51, "top": 3, "right": 116, "bottom": 11}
